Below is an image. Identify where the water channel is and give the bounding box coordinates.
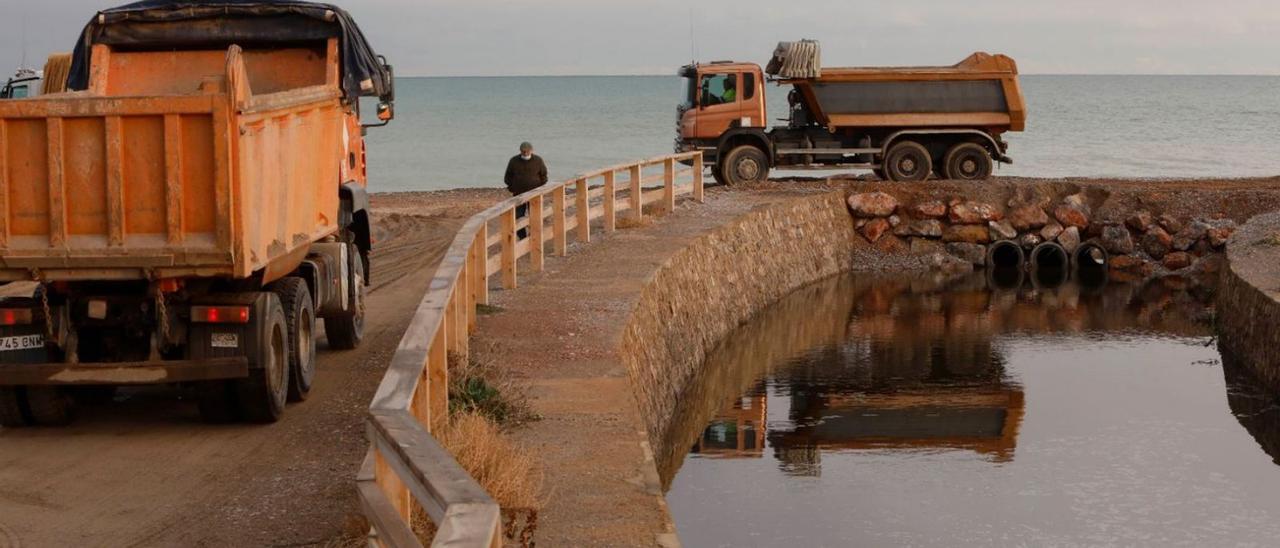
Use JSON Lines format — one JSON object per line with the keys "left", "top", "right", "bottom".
{"left": 663, "top": 268, "right": 1280, "bottom": 546}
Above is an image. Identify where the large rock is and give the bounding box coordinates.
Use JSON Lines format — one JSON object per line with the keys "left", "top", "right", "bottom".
{"left": 949, "top": 201, "right": 1003, "bottom": 225}
{"left": 912, "top": 201, "right": 947, "bottom": 219}
{"left": 1206, "top": 222, "right": 1237, "bottom": 248}
{"left": 1172, "top": 220, "right": 1210, "bottom": 251}
{"left": 1054, "top": 203, "right": 1091, "bottom": 229}
{"left": 861, "top": 218, "right": 892, "bottom": 243}
{"left": 989, "top": 220, "right": 1018, "bottom": 241}
{"left": 1163, "top": 251, "right": 1193, "bottom": 271}
{"left": 1020, "top": 233, "right": 1042, "bottom": 250}
{"left": 1126, "top": 211, "right": 1154, "bottom": 233}
{"left": 1058, "top": 226, "right": 1081, "bottom": 253}
{"left": 910, "top": 238, "right": 945, "bottom": 255}
{"left": 943, "top": 225, "right": 992, "bottom": 244}
{"left": 847, "top": 192, "right": 899, "bottom": 218}
{"left": 946, "top": 242, "right": 988, "bottom": 266}
{"left": 1101, "top": 225, "right": 1135, "bottom": 255}
{"left": 1111, "top": 255, "right": 1144, "bottom": 271}
{"left": 1040, "top": 221, "right": 1064, "bottom": 242}
{"left": 895, "top": 219, "right": 944, "bottom": 238}
{"left": 1008, "top": 205, "right": 1050, "bottom": 231}
{"left": 1158, "top": 214, "right": 1183, "bottom": 235}
{"left": 1141, "top": 227, "right": 1173, "bottom": 259}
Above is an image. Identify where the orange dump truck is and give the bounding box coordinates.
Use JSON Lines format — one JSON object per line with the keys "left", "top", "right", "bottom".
{"left": 676, "top": 41, "right": 1026, "bottom": 183}
{"left": 0, "top": 1, "right": 395, "bottom": 426}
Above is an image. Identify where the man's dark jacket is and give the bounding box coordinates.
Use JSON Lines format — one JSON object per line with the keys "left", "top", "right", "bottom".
{"left": 504, "top": 155, "right": 549, "bottom": 195}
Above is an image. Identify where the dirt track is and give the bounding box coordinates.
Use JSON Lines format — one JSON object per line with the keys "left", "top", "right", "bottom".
{"left": 0, "top": 190, "right": 504, "bottom": 547}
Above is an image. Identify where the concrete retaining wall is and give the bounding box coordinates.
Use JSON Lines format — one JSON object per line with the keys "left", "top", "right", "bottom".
{"left": 618, "top": 191, "right": 924, "bottom": 457}
{"left": 1218, "top": 211, "right": 1280, "bottom": 394}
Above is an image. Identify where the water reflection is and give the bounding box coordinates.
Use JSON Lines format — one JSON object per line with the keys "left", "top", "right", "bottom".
{"left": 666, "top": 264, "right": 1280, "bottom": 546}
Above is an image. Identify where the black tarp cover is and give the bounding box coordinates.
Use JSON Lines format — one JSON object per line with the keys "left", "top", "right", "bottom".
{"left": 67, "top": 0, "right": 392, "bottom": 103}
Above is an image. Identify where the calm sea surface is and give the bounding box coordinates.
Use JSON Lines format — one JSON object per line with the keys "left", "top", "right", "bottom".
{"left": 364, "top": 75, "right": 1280, "bottom": 192}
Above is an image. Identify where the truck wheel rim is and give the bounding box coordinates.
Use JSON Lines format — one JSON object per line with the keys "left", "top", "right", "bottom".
{"left": 961, "top": 159, "right": 978, "bottom": 176}
{"left": 738, "top": 159, "right": 760, "bottom": 180}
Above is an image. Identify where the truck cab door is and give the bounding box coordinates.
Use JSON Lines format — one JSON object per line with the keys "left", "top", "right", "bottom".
{"left": 694, "top": 71, "right": 744, "bottom": 139}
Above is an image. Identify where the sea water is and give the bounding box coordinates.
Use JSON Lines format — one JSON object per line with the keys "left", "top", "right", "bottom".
{"left": 364, "top": 75, "right": 1280, "bottom": 192}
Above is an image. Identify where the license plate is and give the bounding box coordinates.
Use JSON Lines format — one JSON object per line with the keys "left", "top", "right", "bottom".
{"left": 211, "top": 333, "right": 239, "bottom": 349}
{"left": 0, "top": 334, "right": 44, "bottom": 352}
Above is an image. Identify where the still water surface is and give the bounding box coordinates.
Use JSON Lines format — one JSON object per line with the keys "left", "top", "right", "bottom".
{"left": 664, "top": 272, "right": 1280, "bottom": 547}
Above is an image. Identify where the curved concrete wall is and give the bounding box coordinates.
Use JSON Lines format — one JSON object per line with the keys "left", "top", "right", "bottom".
{"left": 618, "top": 191, "right": 925, "bottom": 458}
{"left": 1218, "top": 211, "right": 1280, "bottom": 394}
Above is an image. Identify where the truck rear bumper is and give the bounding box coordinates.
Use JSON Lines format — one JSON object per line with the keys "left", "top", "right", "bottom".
{"left": 0, "top": 357, "right": 249, "bottom": 386}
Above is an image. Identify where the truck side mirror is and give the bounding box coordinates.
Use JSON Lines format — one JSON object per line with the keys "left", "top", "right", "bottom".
{"left": 376, "top": 102, "right": 393, "bottom": 121}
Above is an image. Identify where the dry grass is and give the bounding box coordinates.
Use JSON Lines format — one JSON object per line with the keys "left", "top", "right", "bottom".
{"left": 434, "top": 411, "right": 544, "bottom": 511}
{"left": 615, "top": 214, "right": 654, "bottom": 230}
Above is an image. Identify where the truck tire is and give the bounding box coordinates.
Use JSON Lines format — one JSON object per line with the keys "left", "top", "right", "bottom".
{"left": 236, "top": 295, "right": 289, "bottom": 423}
{"left": 721, "top": 146, "right": 769, "bottom": 185}
{"left": 943, "top": 142, "right": 994, "bottom": 181}
{"left": 25, "top": 386, "right": 74, "bottom": 426}
{"left": 270, "top": 277, "right": 316, "bottom": 402}
{"left": 324, "top": 245, "right": 365, "bottom": 350}
{"left": 711, "top": 163, "right": 727, "bottom": 186}
{"left": 0, "top": 387, "right": 30, "bottom": 427}
{"left": 884, "top": 141, "right": 932, "bottom": 182}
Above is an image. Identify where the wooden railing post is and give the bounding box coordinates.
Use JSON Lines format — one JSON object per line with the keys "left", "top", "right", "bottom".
{"left": 500, "top": 206, "right": 518, "bottom": 289}
{"left": 663, "top": 158, "right": 676, "bottom": 214}
{"left": 629, "top": 164, "right": 643, "bottom": 222}
{"left": 603, "top": 171, "right": 616, "bottom": 232}
{"left": 693, "top": 153, "right": 705, "bottom": 203}
{"left": 473, "top": 227, "right": 489, "bottom": 307}
{"left": 374, "top": 449, "right": 413, "bottom": 524}
{"left": 529, "top": 194, "right": 545, "bottom": 272}
{"left": 553, "top": 186, "right": 567, "bottom": 256}
{"left": 428, "top": 323, "right": 448, "bottom": 424}
{"left": 575, "top": 178, "right": 590, "bottom": 244}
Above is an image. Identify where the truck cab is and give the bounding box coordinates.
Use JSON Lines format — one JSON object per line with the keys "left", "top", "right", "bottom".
{"left": 1, "top": 68, "right": 41, "bottom": 99}
{"left": 677, "top": 62, "right": 771, "bottom": 183}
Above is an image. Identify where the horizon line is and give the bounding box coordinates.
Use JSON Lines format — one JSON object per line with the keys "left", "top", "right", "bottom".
{"left": 401, "top": 72, "right": 1280, "bottom": 78}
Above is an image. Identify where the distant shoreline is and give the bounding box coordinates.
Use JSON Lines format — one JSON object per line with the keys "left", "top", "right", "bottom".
{"left": 401, "top": 73, "right": 1280, "bottom": 79}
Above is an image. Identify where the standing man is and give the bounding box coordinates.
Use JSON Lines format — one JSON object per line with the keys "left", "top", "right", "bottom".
{"left": 504, "top": 141, "right": 549, "bottom": 239}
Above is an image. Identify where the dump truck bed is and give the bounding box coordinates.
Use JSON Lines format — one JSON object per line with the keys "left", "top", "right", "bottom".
{"left": 784, "top": 53, "right": 1026, "bottom": 132}
{"left": 0, "top": 42, "right": 346, "bottom": 282}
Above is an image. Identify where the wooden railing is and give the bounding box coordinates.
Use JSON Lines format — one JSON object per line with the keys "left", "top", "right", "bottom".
{"left": 358, "top": 152, "right": 704, "bottom": 547}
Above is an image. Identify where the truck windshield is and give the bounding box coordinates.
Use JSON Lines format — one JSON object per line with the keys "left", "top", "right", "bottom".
{"left": 680, "top": 77, "right": 696, "bottom": 109}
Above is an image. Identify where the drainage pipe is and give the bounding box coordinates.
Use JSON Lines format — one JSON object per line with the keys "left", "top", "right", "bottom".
{"left": 1073, "top": 242, "right": 1109, "bottom": 288}
{"left": 1030, "top": 242, "right": 1070, "bottom": 288}
{"left": 986, "top": 240, "right": 1026, "bottom": 271}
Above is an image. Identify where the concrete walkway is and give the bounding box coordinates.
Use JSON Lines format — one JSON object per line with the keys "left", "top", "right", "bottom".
{"left": 473, "top": 188, "right": 795, "bottom": 546}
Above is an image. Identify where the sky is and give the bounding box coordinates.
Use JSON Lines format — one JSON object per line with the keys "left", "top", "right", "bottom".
{"left": 3, "top": 0, "right": 1279, "bottom": 76}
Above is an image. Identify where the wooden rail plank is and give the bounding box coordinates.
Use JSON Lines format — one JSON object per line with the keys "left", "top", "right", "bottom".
{"left": 374, "top": 448, "right": 413, "bottom": 525}
{"left": 358, "top": 452, "right": 425, "bottom": 548}
{"left": 163, "top": 115, "right": 185, "bottom": 245}
{"left": 575, "top": 179, "right": 590, "bottom": 244}
{"left": 104, "top": 116, "right": 126, "bottom": 246}
{"left": 46, "top": 118, "right": 66, "bottom": 249}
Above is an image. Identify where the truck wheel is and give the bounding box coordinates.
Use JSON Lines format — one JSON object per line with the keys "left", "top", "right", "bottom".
{"left": 25, "top": 386, "right": 75, "bottom": 426}
{"left": 324, "top": 246, "right": 365, "bottom": 350}
{"left": 884, "top": 141, "right": 932, "bottom": 182}
{"left": 711, "top": 164, "right": 727, "bottom": 186}
{"left": 722, "top": 146, "right": 769, "bottom": 185}
{"left": 0, "top": 387, "right": 30, "bottom": 427}
{"left": 271, "top": 277, "right": 316, "bottom": 402}
{"left": 236, "top": 295, "right": 289, "bottom": 423}
{"left": 943, "top": 142, "right": 993, "bottom": 181}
